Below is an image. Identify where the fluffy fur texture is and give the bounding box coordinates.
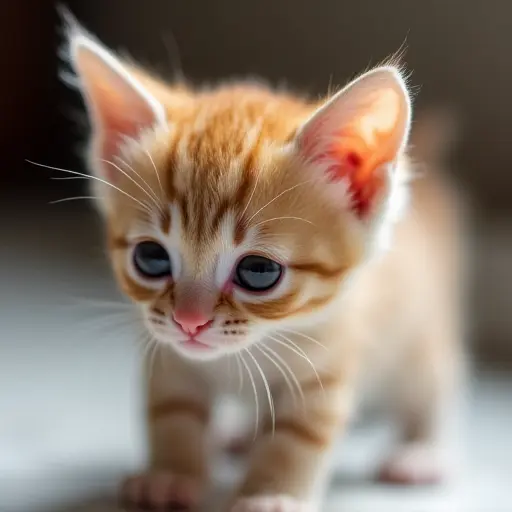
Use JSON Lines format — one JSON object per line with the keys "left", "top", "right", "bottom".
{"left": 63, "top": 16, "right": 465, "bottom": 512}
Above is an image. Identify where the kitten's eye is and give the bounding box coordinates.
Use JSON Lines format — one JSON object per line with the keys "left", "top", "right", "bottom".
{"left": 133, "top": 241, "right": 171, "bottom": 279}
{"left": 234, "top": 255, "right": 282, "bottom": 292}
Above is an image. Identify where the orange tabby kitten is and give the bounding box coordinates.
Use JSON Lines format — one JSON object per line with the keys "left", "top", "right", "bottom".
{"left": 62, "top": 16, "right": 465, "bottom": 512}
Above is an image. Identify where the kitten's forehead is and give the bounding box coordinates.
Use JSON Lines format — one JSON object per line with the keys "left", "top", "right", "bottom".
{"left": 113, "top": 85, "right": 341, "bottom": 263}
{"left": 149, "top": 88, "right": 313, "bottom": 242}
{"left": 168, "top": 85, "right": 311, "bottom": 185}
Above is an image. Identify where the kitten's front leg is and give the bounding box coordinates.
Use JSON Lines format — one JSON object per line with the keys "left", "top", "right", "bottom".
{"left": 231, "top": 374, "right": 352, "bottom": 512}
{"left": 121, "top": 353, "right": 211, "bottom": 510}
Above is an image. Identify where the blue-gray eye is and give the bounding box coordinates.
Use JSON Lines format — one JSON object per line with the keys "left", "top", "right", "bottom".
{"left": 234, "top": 255, "right": 282, "bottom": 292}
{"left": 133, "top": 241, "right": 171, "bottom": 278}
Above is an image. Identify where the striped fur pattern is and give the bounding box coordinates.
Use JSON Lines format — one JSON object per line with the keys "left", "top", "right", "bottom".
{"left": 66, "top": 18, "right": 465, "bottom": 512}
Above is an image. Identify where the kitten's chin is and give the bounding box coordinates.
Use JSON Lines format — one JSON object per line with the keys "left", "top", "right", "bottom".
{"left": 154, "top": 338, "right": 228, "bottom": 362}
{"left": 149, "top": 328, "right": 255, "bottom": 362}
{"left": 174, "top": 346, "right": 225, "bottom": 361}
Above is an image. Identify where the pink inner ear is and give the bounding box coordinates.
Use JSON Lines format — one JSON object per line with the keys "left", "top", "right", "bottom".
{"left": 300, "top": 86, "right": 406, "bottom": 218}
{"left": 76, "top": 46, "right": 163, "bottom": 183}
{"left": 312, "top": 131, "right": 389, "bottom": 218}
{"left": 96, "top": 89, "right": 157, "bottom": 182}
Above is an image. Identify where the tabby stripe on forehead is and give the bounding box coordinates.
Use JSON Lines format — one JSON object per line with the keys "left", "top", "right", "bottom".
{"left": 236, "top": 159, "right": 257, "bottom": 205}
{"left": 233, "top": 166, "right": 256, "bottom": 244}
{"left": 149, "top": 398, "right": 209, "bottom": 424}
{"left": 234, "top": 217, "right": 248, "bottom": 246}
{"left": 211, "top": 198, "right": 231, "bottom": 233}
{"left": 186, "top": 127, "right": 201, "bottom": 160}
{"left": 237, "top": 127, "right": 262, "bottom": 205}
{"left": 164, "top": 131, "right": 180, "bottom": 202}
{"left": 178, "top": 194, "right": 190, "bottom": 230}
{"left": 241, "top": 120, "right": 264, "bottom": 175}
{"left": 160, "top": 209, "right": 171, "bottom": 234}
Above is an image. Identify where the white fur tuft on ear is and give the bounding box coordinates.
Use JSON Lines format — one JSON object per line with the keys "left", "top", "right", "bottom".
{"left": 295, "top": 66, "right": 412, "bottom": 222}
{"left": 62, "top": 9, "right": 167, "bottom": 188}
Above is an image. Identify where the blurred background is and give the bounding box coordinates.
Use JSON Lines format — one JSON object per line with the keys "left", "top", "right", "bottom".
{"left": 1, "top": 1, "right": 511, "bottom": 511}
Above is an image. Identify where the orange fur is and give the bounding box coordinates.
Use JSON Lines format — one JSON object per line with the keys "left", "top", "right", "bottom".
{"left": 65, "top": 19, "right": 466, "bottom": 511}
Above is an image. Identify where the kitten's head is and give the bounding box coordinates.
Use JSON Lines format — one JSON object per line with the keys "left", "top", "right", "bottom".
{"left": 67, "top": 22, "right": 411, "bottom": 361}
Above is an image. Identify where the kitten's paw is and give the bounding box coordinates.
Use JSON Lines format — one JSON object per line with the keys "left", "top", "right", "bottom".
{"left": 378, "top": 443, "right": 446, "bottom": 485}
{"left": 231, "top": 495, "right": 312, "bottom": 512}
{"left": 120, "top": 471, "right": 202, "bottom": 510}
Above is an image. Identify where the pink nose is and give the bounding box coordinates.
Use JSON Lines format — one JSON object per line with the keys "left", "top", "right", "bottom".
{"left": 172, "top": 310, "right": 213, "bottom": 336}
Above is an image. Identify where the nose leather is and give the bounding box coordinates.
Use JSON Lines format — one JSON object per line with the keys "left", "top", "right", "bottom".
{"left": 173, "top": 310, "right": 212, "bottom": 335}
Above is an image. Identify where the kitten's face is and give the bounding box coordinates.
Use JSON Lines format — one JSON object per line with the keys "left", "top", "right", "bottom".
{"left": 67, "top": 24, "right": 410, "bottom": 360}
{"left": 105, "top": 98, "right": 360, "bottom": 361}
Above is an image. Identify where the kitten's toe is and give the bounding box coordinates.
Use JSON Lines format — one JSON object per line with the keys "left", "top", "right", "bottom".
{"left": 231, "top": 495, "right": 313, "bottom": 512}
{"left": 377, "top": 443, "right": 446, "bottom": 485}
{"left": 120, "top": 471, "right": 202, "bottom": 510}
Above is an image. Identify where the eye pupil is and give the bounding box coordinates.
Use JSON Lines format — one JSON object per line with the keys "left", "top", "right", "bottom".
{"left": 235, "top": 255, "right": 282, "bottom": 292}
{"left": 133, "top": 241, "right": 171, "bottom": 278}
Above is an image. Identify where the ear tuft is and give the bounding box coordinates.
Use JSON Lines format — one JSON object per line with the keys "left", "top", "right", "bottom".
{"left": 296, "top": 66, "right": 411, "bottom": 219}
{"left": 62, "top": 10, "right": 167, "bottom": 185}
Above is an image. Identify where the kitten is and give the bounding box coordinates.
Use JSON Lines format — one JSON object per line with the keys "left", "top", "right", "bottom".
{"left": 63, "top": 16, "right": 465, "bottom": 512}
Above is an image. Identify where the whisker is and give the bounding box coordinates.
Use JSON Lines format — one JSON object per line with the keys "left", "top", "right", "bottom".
{"left": 144, "top": 149, "right": 165, "bottom": 196}
{"left": 101, "top": 158, "right": 165, "bottom": 215}
{"left": 272, "top": 333, "right": 324, "bottom": 393}
{"left": 239, "top": 168, "right": 262, "bottom": 220}
{"left": 66, "top": 303, "right": 135, "bottom": 320}
{"left": 246, "top": 180, "right": 314, "bottom": 224}
{"left": 72, "top": 314, "right": 142, "bottom": 340}
{"left": 27, "top": 160, "right": 151, "bottom": 213}
{"left": 62, "top": 301, "right": 133, "bottom": 313}
{"left": 245, "top": 348, "right": 275, "bottom": 438}
{"left": 240, "top": 350, "right": 259, "bottom": 440}
{"left": 139, "top": 334, "right": 154, "bottom": 363}
{"left": 49, "top": 195, "right": 100, "bottom": 205}
{"left": 252, "top": 216, "right": 315, "bottom": 229}
{"left": 256, "top": 343, "right": 303, "bottom": 410}
{"left": 235, "top": 354, "right": 244, "bottom": 395}
{"left": 58, "top": 296, "right": 134, "bottom": 313}
{"left": 52, "top": 176, "right": 90, "bottom": 181}
{"left": 147, "top": 335, "right": 161, "bottom": 380}
{"left": 115, "top": 155, "right": 161, "bottom": 205}
{"left": 279, "top": 328, "right": 327, "bottom": 350}
{"left": 260, "top": 340, "right": 305, "bottom": 409}
{"left": 74, "top": 310, "right": 136, "bottom": 325}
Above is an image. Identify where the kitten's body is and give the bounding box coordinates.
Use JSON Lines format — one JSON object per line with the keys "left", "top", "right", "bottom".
{"left": 62, "top": 18, "right": 465, "bottom": 511}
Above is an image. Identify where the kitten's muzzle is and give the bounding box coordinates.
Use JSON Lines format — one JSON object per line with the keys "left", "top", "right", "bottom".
{"left": 172, "top": 309, "right": 213, "bottom": 336}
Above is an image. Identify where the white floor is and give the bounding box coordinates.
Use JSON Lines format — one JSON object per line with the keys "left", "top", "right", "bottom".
{"left": 1, "top": 202, "right": 511, "bottom": 512}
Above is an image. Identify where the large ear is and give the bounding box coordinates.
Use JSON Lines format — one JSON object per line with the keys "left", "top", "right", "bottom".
{"left": 295, "top": 67, "right": 411, "bottom": 221}
{"left": 65, "top": 17, "right": 168, "bottom": 182}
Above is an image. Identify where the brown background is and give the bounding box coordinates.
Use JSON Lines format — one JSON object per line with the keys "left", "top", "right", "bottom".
{"left": 2, "top": 1, "right": 511, "bottom": 362}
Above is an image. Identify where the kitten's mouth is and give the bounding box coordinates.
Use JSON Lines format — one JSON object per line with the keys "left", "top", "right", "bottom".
{"left": 180, "top": 338, "right": 213, "bottom": 350}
